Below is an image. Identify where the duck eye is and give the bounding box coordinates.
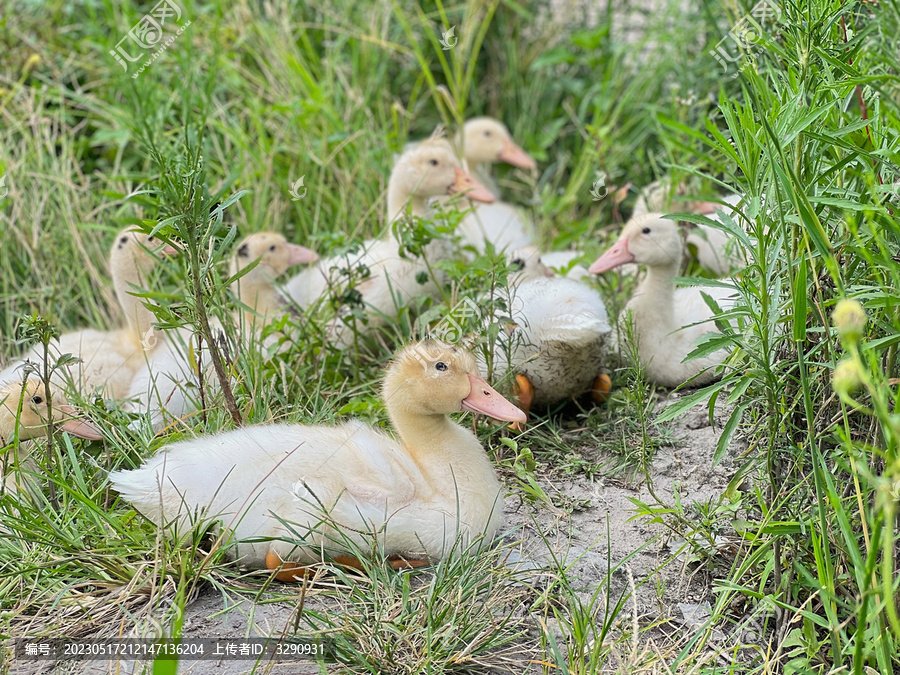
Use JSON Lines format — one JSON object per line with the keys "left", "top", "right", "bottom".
{"left": 119, "top": 236, "right": 128, "bottom": 245}
{"left": 511, "top": 258, "right": 525, "bottom": 270}
{"left": 429, "top": 159, "right": 439, "bottom": 167}
{"left": 269, "top": 245, "right": 277, "bottom": 252}
{"left": 642, "top": 227, "right": 651, "bottom": 234}
{"left": 31, "top": 395, "right": 43, "bottom": 404}
{"left": 148, "top": 236, "right": 155, "bottom": 242}
{"left": 435, "top": 362, "right": 448, "bottom": 372}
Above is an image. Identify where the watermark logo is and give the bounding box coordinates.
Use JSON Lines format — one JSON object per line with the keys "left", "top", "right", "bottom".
{"left": 439, "top": 25, "right": 458, "bottom": 50}
{"left": 144, "top": 595, "right": 184, "bottom": 638}
{"left": 0, "top": 174, "right": 7, "bottom": 199}
{"left": 140, "top": 327, "right": 158, "bottom": 351}
{"left": 429, "top": 297, "right": 481, "bottom": 343}
{"left": 710, "top": 0, "right": 782, "bottom": 78}
{"left": 590, "top": 175, "right": 608, "bottom": 201}
{"left": 109, "top": 0, "right": 191, "bottom": 79}
{"left": 742, "top": 602, "right": 783, "bottom": 641}
{"left": 289, "top": 175, "right": 307, "bottom": 201}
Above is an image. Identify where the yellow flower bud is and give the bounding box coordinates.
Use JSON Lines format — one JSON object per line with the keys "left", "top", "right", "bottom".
{"left": 833, "top": 299, "right": 867, "bottom": 342}
{"left": 23, "top": 54, "right": 41, "bottom": 76}
{"left": 832, "top": 358, "right": 863, "bottom": 396}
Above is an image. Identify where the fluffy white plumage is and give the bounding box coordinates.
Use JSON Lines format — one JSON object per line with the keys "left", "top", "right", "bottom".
{"left": 110, "top": 343, "right": 510, "bottom": 569}
{"left": 283, "top": 139, "right": 491, "bottom": 347}
{"left": 590, "top": 214, "right": 737, "bottom": 387}
{"left": 457, "top": 201, "right": 535, "bottom": 255}
{"left": 490, "top": 251, "right": 612, "bottom": 405}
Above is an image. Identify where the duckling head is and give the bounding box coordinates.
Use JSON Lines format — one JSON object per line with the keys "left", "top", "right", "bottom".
{"left": 392, "top": 139, "right": 495, "bottom": 204}
{"left": 384, "top": 340, "right": 526, "bottom": 424}
{"left": 508, "top": 245, "right": 554, "bottom": 281}
{"left": 109, "top": 226, "right": 178, "bottom": 278}
{"left": 589, "top": 214, "right": 682, "bottom": 274}
{"left": 462, "top": 117, "right": 536, "bottom": 170}
{"left": 0, "top": 379, "right": 103, "bottom": 444}
{"left": 230, "top": 232, "right": 318, "bottom": 282}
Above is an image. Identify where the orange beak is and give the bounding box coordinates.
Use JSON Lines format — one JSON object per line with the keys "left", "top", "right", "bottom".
{"left": 460, "top": 373, "right": 527, "bottom": 424}
{"left": 285, "top": 243, "right": 318, "bottom": 266}
{"left": 691, "top": 201, "right": 720, "bottom": 215}
{"left": 160, "top": 241, "right": 180, "bottom": 256}
{"left": 55, "top": 404, "right": 103, "bottom": 441}
{"left": 448, "top": 167, "right": 495, "bottom": 203}
{"left": 589, "top": 237, "right": 635, "bottom": 274}
{"left": 497, "top": 138, "right": 537, "bottom": 170}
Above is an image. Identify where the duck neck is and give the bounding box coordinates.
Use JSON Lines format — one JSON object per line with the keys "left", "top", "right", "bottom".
{"left": 388, "top": 406, "right": 465, "bottom": 467}
{"left": 0, "top": 408, "right": 36, "bottom": 447}
{"left": 387, "top": 182, "right": 430, "bottom": 224}
{"left": 0, "top": 413, "right": 13, "bottom": 446}
{"left": 114, "top": 258, "right": 156, "bottom": 339}
{"left": 634, "top": 260, "right": 679, "bottom": 322}
{"left": 238, "top": 276, "right": 282, "bottom": 322}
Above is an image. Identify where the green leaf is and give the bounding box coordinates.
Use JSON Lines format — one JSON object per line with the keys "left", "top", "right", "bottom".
{"left": 655, "top": 380, "right": 730, "bottom": 423}
{"left": 714, "top": 402, "right": 746, "bottom": 467}
{"left": 792, "top": 257, "right": 807, "bottom": 342}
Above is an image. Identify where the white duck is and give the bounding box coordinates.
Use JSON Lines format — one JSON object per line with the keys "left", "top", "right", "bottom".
{"left": 1, "top": 379, "right": 103, "bottom": 494}
{"left": 124, "top": 233, "right": 318, "bottom": 433}
{"left": 283, "top": 139, "right": 494, "bottom": 346}
{"left": 490, "top": 246, "right": 612, "bottom": 419}
{"left": 633, "top": 179, "right": 747, "bottom": 276}
{"left": 110, "top": 341, "right": 525, "bottom": 578}
{"left": 230, "top": 232, "right": 318, "bottom": 328}
{"left": 589, "top": 214, "right": 736, "bottom": 387}
{"left": 455, "top": 117, "right": 537, "bottom": 255}
{"left": 0, "top": 228, "right": 175, "bottom": 397}
{"left": 1, "top": 379, "right": 103, "bottom": 446}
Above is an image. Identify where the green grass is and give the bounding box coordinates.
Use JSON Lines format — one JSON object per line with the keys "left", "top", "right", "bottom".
{"left": 2, "top": 0, "right": 900, "bottom": 672}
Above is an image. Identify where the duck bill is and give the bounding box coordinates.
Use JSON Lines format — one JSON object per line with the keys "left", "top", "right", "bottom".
{"left": 286, "top": 243, "right": 319, "bottom": 266}
{"left": 689, "top": 200, "right": 719, "bottom": 215}
{"left": 589, "top": 238, "right": 635, "bottom": 274}
{"left": 497, "top": 139, "right": 537, "bottom": 170}
{"left": 161, "top": 241, "right": 180, "bottom": 256}
{"left": 460, "top": 373, "right": 527, "bottom": 424}
{"left": 448, "top": 167, "right": 495, "bottom": 203}
{"left": 54, "top": 404, "right": 103, "bottom": 441}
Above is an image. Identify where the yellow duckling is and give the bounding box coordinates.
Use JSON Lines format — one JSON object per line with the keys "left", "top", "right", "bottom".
{"left": 110, "top": 341, "right": 524, "bottom": 578}
{"left": 1, "top": 379, "right": 102, "bottom": 445}
{"left": 0, "top": 227, "right": 176, "bottom": 398}
{"left": 2, "top": 379, "right": 102, "bottom": 495}
{"left": 229, "top": 232, "right": 318, "bottom": 327}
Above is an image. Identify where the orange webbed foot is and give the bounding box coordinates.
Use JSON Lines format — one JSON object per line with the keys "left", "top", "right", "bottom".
{"left": 387, "top": 555, "right": 431, "bottom": 570}
{"left": 266, "top": 550, "right": 313, "bottom": 582}
{"left": 591, "top": 374, "right": 612, "bottom": 404}
{"left": 510, "top": 374, "right": 534, "bottom": 432}
{"left": 266, "top": 550, "right": 430, "bottom": 581}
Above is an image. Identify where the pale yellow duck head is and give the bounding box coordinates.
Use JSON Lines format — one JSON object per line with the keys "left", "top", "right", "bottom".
{"left": 461, "top": 117, "right": 537, "bottom": 170}
{"left": 384, "top": 340, "right": 526, "bottom": 423}
{"left": 589, "top": 214, "right": 683, "bottom": 274}
{"left": 508, "top": 245, "right": 554, "bottom": 281}
{"left": 0, "top": 380, "right": 103, "bottom": 445}
{"left": 230, "top": 232, "right": 318, "bottom": 281}
{"left": 391, "top": 139, "right": 495, "bottom": 206}
{"left": 109, "top": 226, "right": 178, "bottom": 278}
{"left": 109, "top": 226, "right": 179, "bottom": 338}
